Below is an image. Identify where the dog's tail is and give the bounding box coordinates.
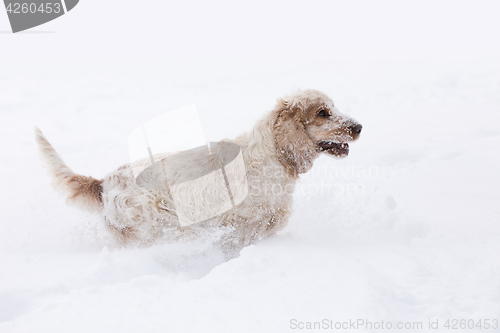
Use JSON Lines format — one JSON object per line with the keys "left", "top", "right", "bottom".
{"left": 34, "top": 127, "right": 103, "bottom": 212}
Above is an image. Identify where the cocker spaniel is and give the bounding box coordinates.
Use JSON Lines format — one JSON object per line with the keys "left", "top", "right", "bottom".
{"left": 35, "top": 89, "right": 362, "bottom": 252}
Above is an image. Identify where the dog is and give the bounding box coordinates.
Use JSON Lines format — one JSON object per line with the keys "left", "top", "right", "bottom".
{"left": 35, "top": 89, "right": 362, "bottom": 252}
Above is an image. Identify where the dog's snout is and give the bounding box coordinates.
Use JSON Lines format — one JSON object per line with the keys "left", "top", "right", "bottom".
{"left": 351, "top": 124, "right": 362, "bottom": 135}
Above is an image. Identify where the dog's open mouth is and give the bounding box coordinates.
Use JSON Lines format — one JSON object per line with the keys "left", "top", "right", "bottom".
{"left": 317, "top": 141, "right": 349, "bottom": 156}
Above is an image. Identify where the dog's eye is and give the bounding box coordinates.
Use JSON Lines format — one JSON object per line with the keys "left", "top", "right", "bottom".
{"left": 318, "top": 110, "right": 327, "bottom": 117}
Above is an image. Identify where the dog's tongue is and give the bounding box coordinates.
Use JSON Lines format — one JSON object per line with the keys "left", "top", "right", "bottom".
{"left": 318, "top": 141, "right": 349, "bottom": 151}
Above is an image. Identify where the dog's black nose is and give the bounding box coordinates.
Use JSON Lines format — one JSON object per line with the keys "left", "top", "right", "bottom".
{"left": 352, "top": 124, "right": 362, "bottom": 134}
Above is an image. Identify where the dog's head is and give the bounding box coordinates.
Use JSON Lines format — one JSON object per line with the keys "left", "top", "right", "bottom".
{"left": 273, "top": 89, "right": 362, "bottom": 177}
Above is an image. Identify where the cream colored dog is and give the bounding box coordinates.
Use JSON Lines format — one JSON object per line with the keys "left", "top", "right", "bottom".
{"left": 35, "top": 89, "right": 362, "bottom": 252}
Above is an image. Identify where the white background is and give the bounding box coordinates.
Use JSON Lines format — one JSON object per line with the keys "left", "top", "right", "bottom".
{"left": 1, "top": 1, "right": 499, "bottom": 332}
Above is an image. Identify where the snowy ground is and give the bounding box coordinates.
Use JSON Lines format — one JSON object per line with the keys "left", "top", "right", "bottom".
{"left": 1, "top": 1, "right": 500, "bottom": 332}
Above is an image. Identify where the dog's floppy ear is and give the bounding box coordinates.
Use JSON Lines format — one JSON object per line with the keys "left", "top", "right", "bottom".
{"left": 273, "top": 98, "right": 318, "bottom": 178}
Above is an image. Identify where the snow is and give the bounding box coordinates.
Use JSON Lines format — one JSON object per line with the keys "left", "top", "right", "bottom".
{"left": 1, "top": 0, "right": 500, "bottom": 332}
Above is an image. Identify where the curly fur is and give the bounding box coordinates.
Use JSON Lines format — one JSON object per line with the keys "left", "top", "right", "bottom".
{"left": 35, "top": 89, "right": 362, "bottom": 252}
